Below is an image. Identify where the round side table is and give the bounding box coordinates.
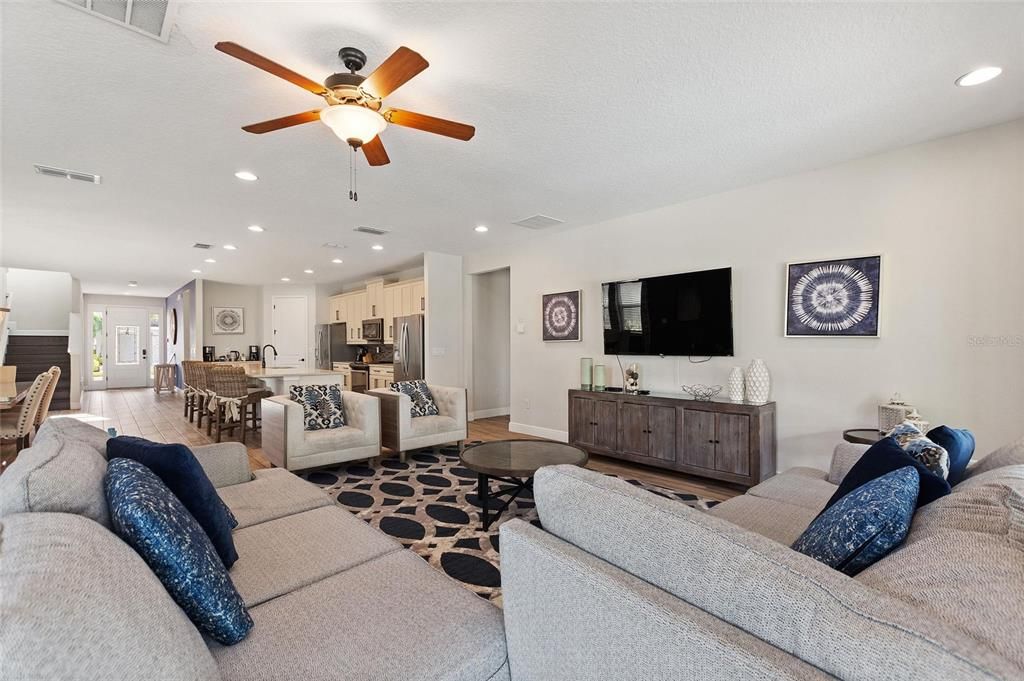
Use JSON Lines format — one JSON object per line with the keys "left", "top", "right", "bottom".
{"left": 842, "top": 428, "right": 884, "bottom": 445}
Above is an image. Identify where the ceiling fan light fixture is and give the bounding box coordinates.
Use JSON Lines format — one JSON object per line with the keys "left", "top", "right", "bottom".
{"left": 320, "top": 104, "right": 387, "bottom": 146}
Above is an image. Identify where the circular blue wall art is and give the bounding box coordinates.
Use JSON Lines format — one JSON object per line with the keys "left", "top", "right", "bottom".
{"left": 786, "top": 256, "right": 881, "bottom": 336}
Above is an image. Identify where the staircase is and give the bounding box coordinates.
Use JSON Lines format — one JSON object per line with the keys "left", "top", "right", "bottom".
{"left": 5, "top": 336, "right": 71, "bottom": 410}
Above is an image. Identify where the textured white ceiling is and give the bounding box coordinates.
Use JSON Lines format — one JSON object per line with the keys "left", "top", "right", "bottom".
{"left": 2, "top": 1, "right": 1022, "bottom": 297}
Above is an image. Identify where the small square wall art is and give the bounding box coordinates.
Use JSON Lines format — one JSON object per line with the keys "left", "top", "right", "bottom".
{"left": 785, "top": 255, "right": 881, "bottom": 337}
{"left": 542, "top": 290, "right": 581, "bottom": 342}
{"left": 213, "top": 307, "right": 245, "bottom": 334}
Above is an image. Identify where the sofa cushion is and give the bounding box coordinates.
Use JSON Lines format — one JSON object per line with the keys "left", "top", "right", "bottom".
{"left": 289, "top": 383, "right": 346, "bottom": 431}
{"left": 968, "top": 436, "right": 1024, "bottom": 478}
{"left": 792, "top": 467, "right": 918, "bottom": 576}
{"left": 0, "top": 512, "right": 221, "bottom": 681}
{"left": 927, "top": 425, "right": 976, "bottom": 485}
{"left": 745, "top": 472, "right": 835, "bottom": 511}
{"left": 105, "top": 459, "right": 252, "bottom": 645}
{"left": 0, "top": 425, "right": 110, "bottom": 527}
{"left": 37, "top": 416, "right": 111, "bottom": 457}
{"left": 210, "top": 549, "right": 508, "bottom": 681}
{"left": 292, "top": 425, "right": 369, "bottom": 458}
{"left": 229, "top": 505, "right": 400, "bottom": 607}
{"left": 108, "top": 436, "right": 238, "bottom": 567}
{"left": 217, "top": 468, "right": 332, "bottom": 529}
{"left": 708, "top": 494, "right": 818, "bottom": 545}
{"left": 824, "top": 436, "right": 950, "bottom": 511}
{"left": 409, "top": 414, "right": 459, "bottom": 437}
{"left": 887, "top": 421, "right": 949, "bottom": 479}
{"left": 390, "top": 379, "right": 440, "bottom": 417}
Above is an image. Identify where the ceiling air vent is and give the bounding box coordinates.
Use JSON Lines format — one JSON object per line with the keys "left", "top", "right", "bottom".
{"left": 353, "top": 226, "right": 390, "bottom": 236}
{"left": 192, "top": 243, "right": 213, "bottom": 250}
{"left": 322, "top": 242, "right": 348, "bottom": 249}
{"left": 56, "top": 0, "right": 178, "bottom": 42}
{"left": 512, "top": 214, "right": 565, "bottom": 229}
{"left": 34, "top": 164, "right": 102, "bottom": 184}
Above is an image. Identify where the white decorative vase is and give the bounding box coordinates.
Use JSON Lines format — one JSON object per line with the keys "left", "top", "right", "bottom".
{"left": 745, "top": 359, "right": 770, "bottom": 405}
{"left": 727, "top": 366, "right": 745, "bottom": 402}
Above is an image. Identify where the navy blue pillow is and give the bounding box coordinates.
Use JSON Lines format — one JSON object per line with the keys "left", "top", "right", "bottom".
{"left": 105, "top": 458, "right": 252, "bottom": 644}
{"left": 927, "top": 425, "right": 975, "bottom": 486}
{"left": 107, "top": 436, "right": 238, "bottom": 567}
{"left": 793, "top": 466, "right": 918, "bottom": 576}
{"left": 824, "top": 436, "right": 950, "bottom": 512}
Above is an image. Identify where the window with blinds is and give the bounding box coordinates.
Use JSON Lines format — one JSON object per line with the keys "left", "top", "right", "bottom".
{"left": 602, "top": 281, "right": 643, "bottom": 333}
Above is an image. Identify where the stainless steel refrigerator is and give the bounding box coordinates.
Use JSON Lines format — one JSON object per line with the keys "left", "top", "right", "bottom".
{"left": 393, "top": 314, "right": 424, "bottom": 382}
{"left": 314, "top": 323, "right": 349, "bottom": 370}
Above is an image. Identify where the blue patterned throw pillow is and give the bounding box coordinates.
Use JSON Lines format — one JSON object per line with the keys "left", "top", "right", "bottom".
{"left": 390, "top": 380, "right": 440, "bottom": 418}
{"left": 793, "top": 466, "right": 919, "bottom": 576}
{"left": 887, "top": 421, "right": 949, "bottom": 479}
{"left": 289, "top": 384, "right": 346, "bottom": 431}
{"left": 105, "top": 458, "right": 253, "bottom": 645}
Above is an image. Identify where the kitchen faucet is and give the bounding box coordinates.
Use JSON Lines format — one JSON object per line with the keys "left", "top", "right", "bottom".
{"left": 261, "top": 344, "right": 278, "bottom": 369}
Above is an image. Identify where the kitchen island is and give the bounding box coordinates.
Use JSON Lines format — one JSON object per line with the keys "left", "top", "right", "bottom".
{"left": 246, "top": 367, "right": 342, "bottom": 396}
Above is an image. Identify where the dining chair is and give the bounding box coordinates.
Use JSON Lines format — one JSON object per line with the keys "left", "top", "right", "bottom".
{"left": 32, "top": 366, "right": 62, "bottom": 433}
{"left": 191, "top": 362, "right": 212, "bottom": 428}
{"left": 1, "top": 371, "right": 53, "bottom": 454}
{"left": 0, "top": 366, "right": 16, "bottom": 383}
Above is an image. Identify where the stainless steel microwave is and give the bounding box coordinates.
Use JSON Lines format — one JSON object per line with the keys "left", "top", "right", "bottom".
{"left": 362, "top": 318, "right": 384, "bottom": 342}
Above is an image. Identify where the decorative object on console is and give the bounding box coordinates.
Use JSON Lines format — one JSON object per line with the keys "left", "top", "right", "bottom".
{"left": 593, "top": 364, "right": 606, "bottom": 390}
{"left": 878, "top": 394, "right": 914, "bottom": 432}
{"left": 745, "top": 358, "right": 771, "bottom": 405}
{"left": 926, "top": 425, "right": 976, "bottom": 486}
{"left": 823, "top": 436, "right": 950, "bottom": 511}
{"left": 886, "top": 421, "right": 949, "bottom": 479}
{"left": 580, "top": 357, "right": 593, "bottom": 390}
{"left": 104, "top": 458, "right": 253, "bottom": 645}
{"left": 288, "top": 384, "right": 347, "bottom": 431}
{"left": 785, "top": 255, "right": 881, "bottom": 337}
{"left": 904, "top": 408, "right": 930, "bottom": 434}
{"left": 212, "top": 307, "right": 244, "bottom": 334}
{"left": 681, "top": 384, "right": 722, "bottom": 401}
{"left": 624, "top": 363, "right": 640, "bottom": 393}
{"left": 390, "top": 379, "right": 440, "bottom": 417}
{"left": 727, "top": 366, "right": 745, "bottom": 402}
{"left": 792, "top": 466, "right": 918, "bottom": 576}
{"left": 542, "top": 290, "right": 581, "bottom": 342}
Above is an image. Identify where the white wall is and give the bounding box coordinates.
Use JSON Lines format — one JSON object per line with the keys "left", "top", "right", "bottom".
{"left": 464, "top": 119, "right": 1024, "bottom": 470}
{"left": 424, "top": 252, "right": 464, "bottom": 386}
{"left": 4, "top": 268, "right": 72, "bottom": 333}
{"left": 202, "top": 280, "right": 262, "bottom": 356}
{"left": 470, "top": 268, "right": 511, "bottom": 418}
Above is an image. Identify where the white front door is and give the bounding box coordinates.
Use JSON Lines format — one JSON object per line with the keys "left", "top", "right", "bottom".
{"left": 106, "top": 307, "right": 152, "bottom": 388}
{"left": 270, "top": 296, "right": 308, "bottom": 367}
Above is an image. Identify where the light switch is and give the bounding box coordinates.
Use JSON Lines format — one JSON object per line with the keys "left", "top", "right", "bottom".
{"left": 515, "top": 321, "right": 525, "bottom": 334}
{"left": 431, "top": 347, "right": 446, "bottom": 357}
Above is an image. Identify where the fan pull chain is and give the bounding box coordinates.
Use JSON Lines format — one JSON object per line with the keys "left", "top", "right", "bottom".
{"left": 347, "top": 146, "right": 359, "bottom": 202}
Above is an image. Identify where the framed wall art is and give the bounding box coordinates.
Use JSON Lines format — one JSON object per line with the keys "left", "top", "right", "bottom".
{"left": 213, "top": 306, "right": 245, "bottom": 334}
{"left": 542, "top": 290, "right": 581, "bottom": 342}
{"left": 785, "top": 255, "right": 881, "bottom": 337}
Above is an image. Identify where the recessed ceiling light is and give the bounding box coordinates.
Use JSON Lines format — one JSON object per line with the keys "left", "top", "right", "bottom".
{"left": 280, "top": 277, "right": 291, "bottom": 282}
{"left": 191, "top": 269, "right": 202, "bottom": 274}
{"left": 127, "top": 281, "right": 139, "bottom": 287}
{"left": 234, "top": 170, "right": 258, "bottom": 181}
{"left": 304, "top": 269, "right": 314, "bottom": 274}
{"left": 247, "top": 225, "right": 264, "bottom": 232}
{"left": 204, "top": 258, "right": 216, "bottom": 263}
{"left": 331, "top": 258, "right": 343, "bottom": 264}
{"left": 956, "top": 66, "right": 1002, "bottom": 87}
{"left": 371, "top": 244, "right": 384, "bottom": 251}
{"left": 475, "top": 225, "right": 489, "bottom": 233}
{"left": 223, "top": 244, "right": 237, "bottom": 250}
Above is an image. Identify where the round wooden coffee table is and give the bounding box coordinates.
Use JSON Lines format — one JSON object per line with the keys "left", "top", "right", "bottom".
{"left": 460, "top": 439, "right": 588, "bottom": 531}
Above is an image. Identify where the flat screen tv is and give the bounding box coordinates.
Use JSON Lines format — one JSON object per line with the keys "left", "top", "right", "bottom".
{"left": 602, "top": 267, "right": 733, "bottom": 357}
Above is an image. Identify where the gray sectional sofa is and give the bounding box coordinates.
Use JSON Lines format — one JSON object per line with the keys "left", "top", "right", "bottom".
{"left": 500, "top": 440, "right": 1024, "bottom": 680}
{"left": 0, "top": 417, "right": 509, "bottom": 681}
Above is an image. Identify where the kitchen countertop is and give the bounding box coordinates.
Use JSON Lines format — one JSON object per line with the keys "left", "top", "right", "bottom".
{"left": 247, "top": 367, "right": 339, "bottom": 379}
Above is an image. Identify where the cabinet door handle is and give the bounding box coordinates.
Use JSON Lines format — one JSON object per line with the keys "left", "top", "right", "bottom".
{"left": 708, "top": 439, "right": 715, "bottom": 444}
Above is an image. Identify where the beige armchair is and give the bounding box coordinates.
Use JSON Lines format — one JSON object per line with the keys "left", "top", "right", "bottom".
{"left": 369, "top": 385, "right": 467, "bottom": 461}
{"left": 260, "top": 390, "right": 380, "bottom": 471}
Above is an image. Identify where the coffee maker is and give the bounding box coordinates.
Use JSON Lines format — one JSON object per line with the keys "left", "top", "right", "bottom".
{"left": 202, "top": 346, "right": 216, "bottom": 362}
{"left": 248, "top": 345, "right": 260, "bottom": 361}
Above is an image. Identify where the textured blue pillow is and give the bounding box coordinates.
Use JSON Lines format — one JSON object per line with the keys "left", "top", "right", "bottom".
{"left": 793, "top": 466, "right": 919, "bottom": 576}
{"left": 927, "top": 425, "right": 976, "bottom": 486}
{"left": 105, "top": 458, "right": 253, "bottom": 644}
{"left": 823, "top": 436, "right": 951, "bottom": 512}
{"left": 107, "top": 436, "right": 238, "bottom": 567}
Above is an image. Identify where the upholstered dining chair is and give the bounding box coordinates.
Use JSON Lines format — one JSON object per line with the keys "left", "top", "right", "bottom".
{"left": 1, "top": 371, "right": 53, "bottom": 454}
{"left": 32, "top": 366, "right": 61, "bottom": 433}
{"left": 186, "top": 361, "right": 213, "bottom": 428}
{"left": 207, "top": 365, "right": 270, "bottom": 443}
{"left": 0, "top": 365, "right": 16, "bottom": 383}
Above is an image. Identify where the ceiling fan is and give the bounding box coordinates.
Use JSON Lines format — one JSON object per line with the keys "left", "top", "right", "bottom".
{"left": 214, "top": 42, "right": 475, "bottom": 167}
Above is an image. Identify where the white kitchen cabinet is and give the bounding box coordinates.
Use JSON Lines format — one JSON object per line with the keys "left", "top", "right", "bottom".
{"left": 347, "top": 291, "right": 368, "bottom": 344}
{"left": 369, "top": 365, "right": 394, "bottom": 390}
{"left": 365, "top": 279, "right": 385, "bottom": 319}
{"left": 382, "top": 285, "right": 398, "bottom": 343}
{"left": 410, "top": 279, "right": 425, "bottom": 314}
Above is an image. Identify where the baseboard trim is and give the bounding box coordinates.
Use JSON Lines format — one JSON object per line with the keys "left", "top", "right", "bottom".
{"left": 470, "top": 407, "right": 510, "bottom": 421}
{"left": 509, "top": 421, "right": 569, "bottom": 442}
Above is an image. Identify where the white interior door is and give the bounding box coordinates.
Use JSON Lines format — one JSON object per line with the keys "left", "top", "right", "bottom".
{"left": 271, "top": 296, "right": 308, "bottom": 367}
{"left": 106, "top": 307, "right": 152, "bottom": 388}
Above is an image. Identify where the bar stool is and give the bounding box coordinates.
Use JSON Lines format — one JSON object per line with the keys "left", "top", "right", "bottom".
{"left": 207, "top": 365, "right": 270, "bottom": 443}
{"left": 154, "top": 363, "right": 176, "bottom": 395}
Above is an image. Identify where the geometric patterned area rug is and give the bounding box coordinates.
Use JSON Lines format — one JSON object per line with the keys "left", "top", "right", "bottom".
{"left": 299, "top": 441, "right": 720, "bottom": 603}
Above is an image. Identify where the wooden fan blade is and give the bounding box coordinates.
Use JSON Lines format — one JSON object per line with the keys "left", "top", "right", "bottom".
{"left": 215, "top": 41, "right": 327, "bottom": 96}
{"left": 361, "top": 136, "right": 390, "bottom": 166}
{"left": 242, "top": 110, "right": 322, "bottom": 134}
{"left": 361, "top": 47, "right": 428, "bottom": 99}
{"left": 384, "top": 109, "right": 475, "bottom": 141}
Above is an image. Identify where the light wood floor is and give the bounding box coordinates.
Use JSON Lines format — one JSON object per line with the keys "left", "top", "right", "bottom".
{"left": 14, "top": 388, "right": 741, "bottom": 501}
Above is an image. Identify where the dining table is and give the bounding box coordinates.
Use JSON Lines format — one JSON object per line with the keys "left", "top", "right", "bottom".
{"left": 0, "top": 381, "right": 32, "bottom": 412}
